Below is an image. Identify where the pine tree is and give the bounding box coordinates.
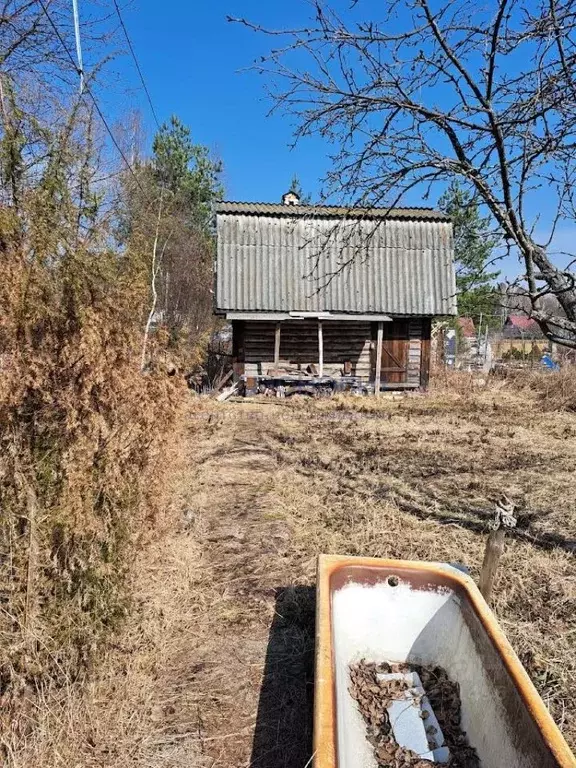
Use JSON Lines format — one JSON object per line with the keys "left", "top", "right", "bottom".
{"left": 289, "top": 173, "right": 311, "bottom": 203}
{"left": 438, "top": 181, "right": 500, "bottom": 322}
{"left": 152, "top": 115, "right": 223, "bottom": 225}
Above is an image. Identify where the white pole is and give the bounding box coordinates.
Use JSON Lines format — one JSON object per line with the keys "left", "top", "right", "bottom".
{"left": 71, "top": 0, "right": 84, "bottom": 93}
{"left": 375, "top": 321, "right": 383, "bottom": 396}
{"left": 318, "top": 320, "right": 324, "bottom": 377}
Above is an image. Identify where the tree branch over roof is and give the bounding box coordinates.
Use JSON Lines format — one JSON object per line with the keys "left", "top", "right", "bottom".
{"left": 232, "top": 0, "right": 576, "bottom": 347}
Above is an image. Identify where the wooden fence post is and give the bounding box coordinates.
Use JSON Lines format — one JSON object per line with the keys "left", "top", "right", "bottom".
{"left": 479, "top": 497, "right": 517, "bottom": 605}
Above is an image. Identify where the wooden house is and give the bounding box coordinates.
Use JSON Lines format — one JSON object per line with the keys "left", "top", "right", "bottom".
{"left": 495, "top": 314, "right": 547, "bottom": 358}
{"left": 214, "top": 193, "right": 456, "bottom": 394}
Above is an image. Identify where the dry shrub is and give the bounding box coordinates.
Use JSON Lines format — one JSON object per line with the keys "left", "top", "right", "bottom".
{"left": 517, "top": 368, "right": 576, "bottom": 411}
{"left": 429, "top": 367, "right": 476, "bottom": 394}
{"left": 0, "top": 203, "right": 183, "bottom": 747}
{"left": 429, "top": 368, "right": 498, "bottom": 395}
{"left": 431, "top": 365, "right": 576, "bottom": 413}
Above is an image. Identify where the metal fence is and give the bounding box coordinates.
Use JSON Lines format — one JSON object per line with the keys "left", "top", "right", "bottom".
{"left": 434, "top": 316, "right": 576, "bottom": 373}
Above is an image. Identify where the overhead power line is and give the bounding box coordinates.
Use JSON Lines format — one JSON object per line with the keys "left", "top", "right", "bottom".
{"left": 112, "top": 0, "right": 161, "bottom": 130}
{"left": 37, "top": 0, "right": 146, "bottom": 193}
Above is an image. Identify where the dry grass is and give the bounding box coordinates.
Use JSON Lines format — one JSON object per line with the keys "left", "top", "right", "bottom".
{"left": 8, "top": 377, "right": 576, "bottom": 766}
{"left": 0, "top": 199, "right": 185, "bottom": 730}
{"left": 4, "top": 411, "right": 205, "bottom": 768}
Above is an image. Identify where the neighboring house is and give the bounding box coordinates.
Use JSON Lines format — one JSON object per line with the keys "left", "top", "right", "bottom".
{"left": 457, "top": 317, "right": 476, "bottom": 340}
{"left": 502, "top": 315, "right": 544, "bottom": 339}
{"left": 214, "top": 192, "right": 456, "bottom": 393}
{"left": 500, "top": 284, "right": 562, "bottom": 321}
{"left": 495, "top": 314, "right": 547, "bottom": 359}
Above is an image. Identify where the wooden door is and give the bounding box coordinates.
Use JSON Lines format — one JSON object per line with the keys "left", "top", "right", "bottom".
{"left": 381, "top": 320, "right": 408, "bottom": 384}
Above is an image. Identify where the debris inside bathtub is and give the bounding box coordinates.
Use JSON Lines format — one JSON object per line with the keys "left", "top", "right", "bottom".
{"left": 349, "top": 660, "right": 480, "bottom": 767}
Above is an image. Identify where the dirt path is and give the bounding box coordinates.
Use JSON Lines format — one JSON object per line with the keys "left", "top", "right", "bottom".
{"left": 155, "top": 402, "right": 315, "bottom": 768}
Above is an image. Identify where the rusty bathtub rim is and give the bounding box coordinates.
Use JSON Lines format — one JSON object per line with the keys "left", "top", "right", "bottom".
{"left": 313, "top": 554, "right": 576, "bottom": 768}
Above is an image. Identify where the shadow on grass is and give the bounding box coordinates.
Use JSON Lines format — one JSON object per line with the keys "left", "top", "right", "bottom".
{"left": 389, "top": 493, "right": 576, "bottom": 554}
{"left": 250, "top": 585, "right": 315, "bottom": 768}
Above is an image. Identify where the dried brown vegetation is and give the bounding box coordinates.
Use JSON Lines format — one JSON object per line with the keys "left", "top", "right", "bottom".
{"left": 0, "top": 199, "right": 183, "bottom": 755}
{"left": 8, "top": 375, "right": 575, "bottom": 767}
{"left": 349, "top": 659, "right": 479, "bottom": 768}
{"left": 0, "top": 17, "right": 217, "bottom": 749}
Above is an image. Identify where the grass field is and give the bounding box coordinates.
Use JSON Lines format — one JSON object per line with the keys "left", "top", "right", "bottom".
{"left": 9, "top": 376, "right": 576, "bottom": 767}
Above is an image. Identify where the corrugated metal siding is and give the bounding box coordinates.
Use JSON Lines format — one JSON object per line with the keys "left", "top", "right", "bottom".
{"left": 243, "top": 320, "right": 372, "bottom": 381}
{"left": 216, "top": 214, "right": 456, "bottom": 316}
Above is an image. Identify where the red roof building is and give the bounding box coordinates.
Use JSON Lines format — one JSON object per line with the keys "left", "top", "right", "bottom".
{"left": 457, "top": 317, "right": 476, "bottom": 338}
{"left": 503, "top": 315, "right": 543, "bottom": 338}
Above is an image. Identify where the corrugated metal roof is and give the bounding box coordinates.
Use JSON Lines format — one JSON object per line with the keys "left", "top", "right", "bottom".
{"left": 215, "top": 201, "right": 450, "bottom": 221}
{"left": 504, "top": 315, "right": 543, "bottom": 338}
{"left": 216, "top": 211, "right": 457, "bottom": 316}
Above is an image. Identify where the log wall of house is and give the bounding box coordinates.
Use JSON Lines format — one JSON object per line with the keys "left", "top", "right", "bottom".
{"left": 408, "top": 318, "right": 424, "bottom": 386}
{"left": 235, "top": 317, "right": 431, "bottom": 387}
{"left": 406, "top": 318, "right": 431, "bottom": 386}
{"left": 242, "top": 320, "right": 372, "bottom": 380}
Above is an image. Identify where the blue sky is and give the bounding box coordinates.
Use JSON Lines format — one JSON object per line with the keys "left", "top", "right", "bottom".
{"left": 96, "top": 0, "right": 574, "bottom": 281}
{"left": 103, "top": 2, "right": 326, "bottom": 203}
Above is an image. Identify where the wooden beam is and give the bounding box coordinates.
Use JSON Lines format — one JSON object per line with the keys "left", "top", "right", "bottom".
{"left": 375, "top": 321, "right": 383, "bottom": 396}
{"left": 226, "top": 311, "right": 394, "bottom": 322}
{"left": 274, "top": 322, "right": 281, "bottom": 369}
{"left": 318, "top": 320, "right": 324, "bottom": 377}
{"left": 479, "top": 497, "right": 517, "bottom": 605}
{"left": 232, "top": 320, "right": 245, "bottom": 378}
{"left": 420, "top": 317, "right": 432, "bottom": 388}
{"left": 479, "top": 528, "right": 505, "bottom": 605}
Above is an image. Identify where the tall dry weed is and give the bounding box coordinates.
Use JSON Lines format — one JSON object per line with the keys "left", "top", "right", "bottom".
{"left": 430, "top": 365, "right": 576, "bottom": 411}
{"left": 0, "top": 199, "right": 183, "bottom": 747}
{"left": 517, "top": 368, "right": 576, "bottom": 411}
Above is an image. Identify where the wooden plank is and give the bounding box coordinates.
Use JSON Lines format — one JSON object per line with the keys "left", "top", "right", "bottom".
{"left": 375, "top": 321, "right": 383, "bottom": 397}
{"left": 227, "top": 311, "right": 393, "bottom": 322}
{"left": 232, "top": 320, "right": 245, "bottom": 378}
{"left": 227, "top": 312, "right": 292, "bottom": 321}
{"left": 381, "top": 320, "right": 409, "bottom": 384}
{"left": 213, "top": 368, "right": 234, "bottom": 393}
{"left": 318, "top": 320, "right": 324, "bottom": 377}
{"left": 216, "top": 382, "right": 239, "bottom": 402}
{"left": 406, "top": 320, "right": 423, "bottom": 385}
{"left": 478, "top": 528, "right": 505, "bottom": 605}
{"left": 420, "top": 317, "right": 432, "bottom": 387}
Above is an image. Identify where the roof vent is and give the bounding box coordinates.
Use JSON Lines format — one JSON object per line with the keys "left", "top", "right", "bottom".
{"left": 282, "top": 190, "right": 300, "bottom": 206}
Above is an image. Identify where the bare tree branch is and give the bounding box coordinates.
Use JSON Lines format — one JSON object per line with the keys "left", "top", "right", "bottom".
{"left": 234, "top": 0, "right": 576, "bottom": 347}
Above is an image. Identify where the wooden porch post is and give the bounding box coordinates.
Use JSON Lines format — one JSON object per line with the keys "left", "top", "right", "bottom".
{"left": 318, "top": 320, "right": 324, "bottom": 377}
{"left": 375, "top": 321, "right": 383, "bottom": 396}
{"left": 420, "top": 317, "right": 432, "bottom": 387}
{"left": 232, "top": 320, "right": 245, "bottom": 378}
{"left": 274, "top": 322, "right": 281, "bottom": 371}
